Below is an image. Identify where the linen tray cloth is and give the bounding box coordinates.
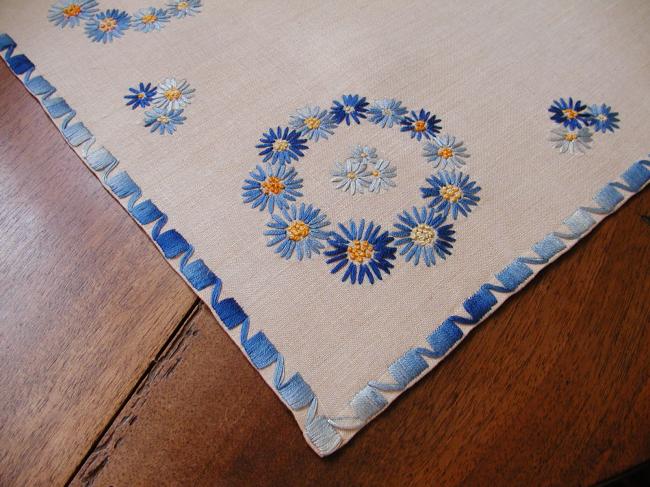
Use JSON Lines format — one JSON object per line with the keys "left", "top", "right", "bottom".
{"left": 1, "top": 0, "right": 648, "bottom": 456}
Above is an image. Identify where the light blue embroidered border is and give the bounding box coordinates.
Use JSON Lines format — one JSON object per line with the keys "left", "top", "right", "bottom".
{"left": 3, "top": 32, "right": 648, "bottom": 456}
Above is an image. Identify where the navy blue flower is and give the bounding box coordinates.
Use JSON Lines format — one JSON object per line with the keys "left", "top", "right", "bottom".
{"left": 144, "top": 107, "right": 186, "bottom": 135}
{"left": 242, "top": 164, "right": 303, "bottom": 213}
{"left": 256, "top": 127, "right": 308, "bottom": 165}
{"left": 392, "top": 207, "right": 455, "bottom": 267}
{"left": 368, "top": 98, "right": 408, "bottom": 128}
{"left": 124, "top": 82, "right": 157, "bottom": 109}
{"left": 48, "top": 0, "right": 98, "bottom": 28}
{"left": 264, "top": 203, "right": 330, "bottom": 261}
{"left": 84, "top": 9, "right": 131, "bottom": 43}
{"left": 587, "top": 103, "right": 620, "bottom": 133}
{"left": 420, "top": 170, "right": 481, "bottom": 220}
{"left": 400, "top": 109, "right": 441, "bottom": 141}
{"left": 548, "top": 97, "right": 591, "bottom": 130}
{"left": 325, "top": 219, "right": 396, "bottom": 285}
{"left": 330, "top": 94, "right": 369, "bottom": 125}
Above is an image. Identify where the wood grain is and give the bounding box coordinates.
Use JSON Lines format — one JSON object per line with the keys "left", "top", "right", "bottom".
{"left": 71, "top": 191, "right": 650, "bottom": 486}
{"left": 0, "top": 65, "right": 197, "bottom": 486}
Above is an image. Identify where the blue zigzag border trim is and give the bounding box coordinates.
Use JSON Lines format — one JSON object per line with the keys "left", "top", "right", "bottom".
{"left": 2, "top": 32, "right": 648, "bottom": 455}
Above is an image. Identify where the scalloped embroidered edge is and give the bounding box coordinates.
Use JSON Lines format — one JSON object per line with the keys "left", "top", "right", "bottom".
{"left": 2, "top": 32, "right": 648, "bottom": 457}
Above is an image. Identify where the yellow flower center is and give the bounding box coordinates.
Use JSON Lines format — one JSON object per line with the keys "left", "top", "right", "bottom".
{"left": 410, "top": 224, "right": 436, "bottom": 246}
{"left": 137, "top": 92, "right": 145, "bottom": 99}
{"left": 413, "top": 120, "right": 426, "bottom": 132}
{"left": 597, "top": 114, "right": 608, "bottom": 121}
{"left": 287, "top": 220, "right": 310, "bottom": 241}
{"left": 437, "top": 147, "right": 454, "bottom": 159}
{"left": 343, "top": 105, "right": 354, "bottom": 114}
{"left": 371, "top": 169, "right": 380, "bottom": 177}
{"left": 440, "top": 184, "right": 463, "bottom": 202}
{"left": 177, "top": 1, "right": 189, "bottom": 10}
{"left": 260, "top": 176, "right": 285, "bottom": 195}
{"left": 141, "top": 14, "right": 158, "bottom": 24}
{"left": 304, "top": 117, "right": 321, "bottom": 130}
{"left": 564, "top": 132, "right": 578, "bottom": 142}
{"left": 382, "top": 108, "right": 392, "bottom": 116}
{"left": 347, "top": 171, "right": 357, "bottom": 180}
{"left": 563, "top": 108, "right": 578, "bottom": 119}
{"left": 272, "top": 139, "right": 289, "bottom": 152}
{"left": 62, "top": 3, "right": 81, "bottom": 17}
{"left": 347, "top": 240, "right": 374, "bottom": 263}
{"left": 157, "top": 115, "right": 170, "bottom": 124}
{"left": 99, "top": 17, "right": 117, "bottom": 32}
{"left": 164, "top": 88, "right": 182, "bottom": 101}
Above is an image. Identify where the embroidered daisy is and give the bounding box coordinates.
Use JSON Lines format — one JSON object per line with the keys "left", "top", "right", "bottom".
{"left": 400, "top": 109, "right": 442, "bottom": 141}
{"left": 367, "top": 159, "right": 397, "bottom": 193}
{"left": 167, "top": 0, "right": 202, "bottom": 18}
{"left": 350, "top": 145, "right": 377, "bottom": 164}
{"left": 153, "top": 78, "right": 194, "bottom": 110}
{"left": 84, "top": 9, "right": 131, "bottom": 43}
{"left": 549, "top": 127, "right": 593, "bottom": 154}
{"left": 330, "top": 94, "right": 369, "bottom": 126}
{"left": 124, "top": 82, "right": 157, "bottom": 110}
{"left": 48, "top": 0, "right": 98, "bottom": 28}
{"left": 587, "top": 104, "right": 620, "bottom": 133}
{"left": 420, "top": 170, "right": 481, "bottom": 220}
{"left": 422, "top": 134, "right": 470, "bottom": 169}
{"left": 242, "top": 164, "right": 303, "bottom": 213}
{"left": 548, "top": 97, "right": 591, "bottom": 130}
{"left": 144, "top": 107, "right": 186, "bottom": 135}
{"left": 289, "top": 106, "right": 337, "bottom": 142}
{"left": 132, "top": 7, "right": 170, "bottom": 33}
{"left": 264, "top": 203, "right": 330, "bottom": 261}
{"left": 325, "top": 219, "right": 397, "bottom": 285}
{"left": 392, "top": 207, "right": 456, "bottom": 267}
{"left": 331, "top": 159, "right": 371, "bottom": 195}
{"left": 368, "top": 98, "right": 408, "bottom": 128}
{"left": 256, "top": 127, "right": 308, "bottom": 165}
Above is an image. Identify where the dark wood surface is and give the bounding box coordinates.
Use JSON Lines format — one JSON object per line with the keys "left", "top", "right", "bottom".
{"left": 0, "top": 62, "right": 648, "bottom": 486}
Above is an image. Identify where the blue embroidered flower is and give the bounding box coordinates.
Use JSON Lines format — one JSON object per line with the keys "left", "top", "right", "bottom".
{"left": 289, "top": 106, "right": 337, "bottom": 142}
{"left": 422, "top": 134, "right": 470, "bottom": 169}
{"left": 264, "top": 203, "right": 330, "bottom": 261}
{"left": 132, "top": 7, "right": 170, "bottom": 33}
{"left": 144, "top": 107, "right": 186, "bottom": 135}
{"left": 420, "top": 170, "right": 481, "bottom": 220}
{"left": 400, "top": 109, "right": 442, "bottom": 141}
{"left": 124, "top": 82, "right": 157, "bottom": 110}
{"left": 548, "top": 97, "right": 591, "bottom": 130}
{"left": 242, "top": 164, "right": 303, "bottom": 213}
{"left": 392, "top": 207, "right": 455, "bottom": 267}
{"left": 331, "top": 159, "right": 371, "bottom": 195}
{"left": 587, "top": 103, "right": 620, "bottom": 133}
{"left": 330, "top": 94, "right": 369, "bottom": 126}
{"left": 367, "top": 159, "right": 397, "bottom": 193}
{"left": 48, "top": 0, "right": 98, "bottom": 28}
{"left": 549, "top": 127, "right": 593, "bottom": 154}
{"left": 325, "top": 219, "right": 397, "bottom": 285}
{"left": 167, "top": 0, "right": 202, "bottom": 18}
{"left": 256, "top": 127, "right": 308, "bottom": 165}
{"left": 153, "top": 78, "right": 194, "bottom": 110}
{"left": 350, "top": 145, "right": 377, "bottom": 164}
{"left": 84, "top": 9, "right": 131, "bottom": 43}
{"left": 368, "top": 98, "right": 408, "bottom": 128}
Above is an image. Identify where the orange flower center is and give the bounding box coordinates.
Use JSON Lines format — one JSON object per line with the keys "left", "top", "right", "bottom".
{"left": 164, "top": 88, "right": 182, "bottom": 101}
{"left": 563, "top": 108, "right": 578, "bottom": 119}
{"left": 304, "top": 117, "right": 321, "bottom": 130}
{"left": 437, "top": 147, "right": 454, "bottom": 159}
{"left": 413, "top": 120, "right": 426, "bottom": 132}
{"left": 287, "top": 220, "right": 310, "bottom": 241}
{"left": 157, "top": 115, "right": 170, "bottom": 124}
{"left": 347, "top": 240, "right": 374, "bottom": 263}
{"left": 141, "top": 14, "right": 158, "bottom": 24}
{"left": 62, "top": 4, "right": 81, "bottom": 17}
{"left": 99, "top": 17, "right": 117, "bottom": 32}
{"left": 440, "top": 184, "right": 463, "bottom": 202}
{"left": 371, "top": 169, "right": 380, "bottom": 177}
{"left": 273, "top": 139, "right": 289, "bottom": 152}
{"left": 177, "top": 1, "right": 189, "bottom": 9}
{"left": 564, "top": 132, "right": 578, "bottom": 142}
{"left": 261, "top": 176, "right": 285, "bottom": 195}
{"left": 137, "top": 93, "right": 146, "bottom": 99}
{"left": 410, "top": 224, "right": 436, "bottom": 246}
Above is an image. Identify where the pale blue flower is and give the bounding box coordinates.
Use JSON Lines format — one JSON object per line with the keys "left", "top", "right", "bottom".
{"left": 367, "top": 159, "right": 397, "bottom": 193}
{"left": 167, "top": 0, "right": 201, "bottom": 18}
{"left": 289, "top": 106, "right": 337, "bottom": 142}
{"left": 264, "top": 203, "right": 330, "bottom": 260}
{"left": 422, "top": 134, "right": 470, "bottom": 169}
{"left": 331, "top": 159, "right": 370, "bottom": 195}
{"left": 350, "top": 145, "right": 377, "bottom": 164}
{"left": 144, "top": 107, "right": 186, "bottom": 135}
{"left": 132, "top": 7, "right": 170, "bottom": 33}
{"left": 368, "top": 98, "right": 408, "bottom": 128}
{"left": 48, "top": 0, "right": 98, "bottom": 28}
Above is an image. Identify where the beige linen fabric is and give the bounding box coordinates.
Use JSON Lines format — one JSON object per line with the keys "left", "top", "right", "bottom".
{"left": 2, "top": 0, "right": 649, "bottom": 454}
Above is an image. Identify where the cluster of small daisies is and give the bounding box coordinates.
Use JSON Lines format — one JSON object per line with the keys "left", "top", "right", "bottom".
{"left": 124, "top": 78, "right": 194, "bottom": 135}
{"left": 241, "top": 94, "right": 483, "bottom": 285}
{"left": 548, "top": 97, "right": 620, "bottom": 154}
{"left": 47, "top": 0, "right": 201, "bottom": 43}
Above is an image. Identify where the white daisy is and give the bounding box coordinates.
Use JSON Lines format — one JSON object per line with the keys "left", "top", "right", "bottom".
{"left": 350, "top": 145, "right": 377, "bottom": 164}
{"left": 422, "top": 134, "right": 470, "bottom": 169}
{"left": 331, "top": 159, "right": 370, "bottom": 195}
{"left": 153, "top": 78, "right": 195, "bottom": 110}
{"left": 549, "top": 127, "right": 593, "bottom": 154}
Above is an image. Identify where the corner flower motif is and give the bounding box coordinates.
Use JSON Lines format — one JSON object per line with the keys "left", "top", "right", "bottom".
{"left": 84, "top": 9, "right": 131, "bottom": 43}
{"left": 242, "top": 164, "right": 303, "bottom": 213}
{"left": 124, "top": 82, "right": 157, "bottom": 109}
{"left": 48, "top": 0, "right": 98, "bottom": 28}
{"left": 350, "top": 145, "right": 377, "bottom": 164}
{"left": 548, "top": 97, "right": 591, "bottom": 130}
{"left": 421, "top": 170, "right": 481, "bottom": 219}
{"left": 422, "top": 134, "right": 469, "bottom": 169}
{"left": 289, "top": 106, "right": 337, "bottom": 142}
{"left": 153, "top": 78, "right": 194, "bottom": 110}
{"left": 330, "top": 94, "right": 369, "bottom": 126}
{"left": 400, "top": 109, "right": 442, "bottom": 141}
{"left": 325, "top": 219, "right": 397, "bottom": 285}
{"left": 331, "top": 159, "right": 371, "bottom": 195}
{"left": 549, "top": 127, "right": 593, "bottom": 154}
{"left": 392, "top": 207, "right": 455, "bottom": 266}
{"left": 368, "top": 98, "right": 408, "bottom": 128}
{"left": 256, "top": 127, "right": 308, "bottom": 165}
{"left": 167, "top": 0, "right": 202, "bottom": 18}
{"left": 367, "top": 159, "right": 397, "bottom": 193}
{"left": 144, "top": 107, "right": 186, "bottom": 135}
{"left": 587, "top": 104, "right": 620, "bottom": 133}
{"left": 132, "top": 7, "right": 170, "bottom": 33}
{"left": 264, "top": 203, "right": 330, "bottom": 261}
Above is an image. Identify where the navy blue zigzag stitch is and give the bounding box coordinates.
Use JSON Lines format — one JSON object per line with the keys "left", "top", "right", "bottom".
{"left": 0, "top": 32, "right": 341, "bottom": 456}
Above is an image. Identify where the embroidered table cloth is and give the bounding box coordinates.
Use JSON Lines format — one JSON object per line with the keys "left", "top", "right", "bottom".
{"left": 1, "top": 0, "right": 648, "bottom": 456}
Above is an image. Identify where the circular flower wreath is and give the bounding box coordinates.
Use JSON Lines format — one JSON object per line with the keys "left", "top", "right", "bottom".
{"left": 242, "top": 94, "right": 482, "bottom": 285}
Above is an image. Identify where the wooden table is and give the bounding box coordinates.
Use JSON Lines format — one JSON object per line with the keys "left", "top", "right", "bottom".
{"left": 1, "top": 63, "right": 648, "bottom": 487}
